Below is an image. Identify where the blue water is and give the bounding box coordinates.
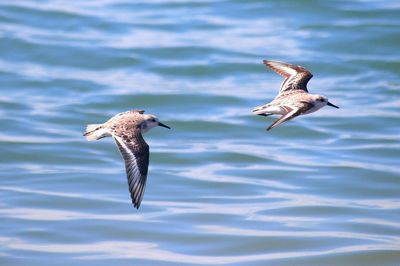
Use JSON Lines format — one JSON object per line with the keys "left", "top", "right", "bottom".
{"left": 1, "top": 1, "right": 400, "bottom": 265}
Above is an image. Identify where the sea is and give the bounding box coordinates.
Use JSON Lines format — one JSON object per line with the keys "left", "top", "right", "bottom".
{"left": 1, "top": 1, "right": 399, "bottom": 265}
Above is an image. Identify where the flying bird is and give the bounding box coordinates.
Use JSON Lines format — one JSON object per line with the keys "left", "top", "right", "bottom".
{"left": 253, "top": 60, "right": 339, "bottom": 131}
{"left": 83, "top": 109, "right": 170, "bottom": 209}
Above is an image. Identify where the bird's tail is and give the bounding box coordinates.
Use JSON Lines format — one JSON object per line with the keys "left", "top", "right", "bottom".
{"left": 252, "top": 104, "right": 281, "bottom": 116}
{"left": 83, "top": 124, "right": 108, "bottom": 141}
{"left": 252, "top": 105, "right": 269, "bottom": 115}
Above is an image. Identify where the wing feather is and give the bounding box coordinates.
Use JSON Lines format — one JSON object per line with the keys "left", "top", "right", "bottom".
{"left": 266, "top": 106, "right": 296, "bottom": 131}
{"left": 263, "top": 60, "right": 313, "bottom": 93}
{"left": 113, "top": 134, "right": 149, "bottom": 209}
{"left": 266, "top": 101, "right": 314, "bottom": 131}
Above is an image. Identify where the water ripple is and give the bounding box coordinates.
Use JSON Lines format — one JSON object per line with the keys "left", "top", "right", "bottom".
{"left": 1, "top": 0, "right": 400, "bottom": 265}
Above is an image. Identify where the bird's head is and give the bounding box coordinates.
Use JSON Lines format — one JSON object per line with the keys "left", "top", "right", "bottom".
{"left": 313, "top": 95, "right": 339, "bottom": 109}
{"left": 140, "top": 114, "right": 170, "bottom": 133}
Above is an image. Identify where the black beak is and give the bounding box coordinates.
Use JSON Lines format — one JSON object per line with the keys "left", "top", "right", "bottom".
{"left": 158, "top": 122, "right": 171, "bottom": 129}
{"left": 327, "top": 102, "right": 339, "bottom": 109}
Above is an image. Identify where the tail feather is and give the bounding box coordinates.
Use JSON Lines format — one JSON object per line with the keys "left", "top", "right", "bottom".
{"left": 83, "top": 124, "right": 109, "bottom": 141}
{"left": 253, "top": 104, "right": 283, "bottom": 115}
{"left": 252, "top": 105, "right": 269, "bottom": 115}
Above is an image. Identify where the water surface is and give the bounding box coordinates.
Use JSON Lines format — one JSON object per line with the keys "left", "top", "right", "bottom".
{"left": 1, "top": 1, "right": 400, "bottom": 265}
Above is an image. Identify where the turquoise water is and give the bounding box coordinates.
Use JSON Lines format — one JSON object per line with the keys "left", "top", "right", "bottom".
{"left": 1, "top": 1, "right": 400, "bottom": 265}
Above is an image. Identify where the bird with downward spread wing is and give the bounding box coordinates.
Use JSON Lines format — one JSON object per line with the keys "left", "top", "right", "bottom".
{"left": 84, "top": 109, "right": 170, "bottom": 209}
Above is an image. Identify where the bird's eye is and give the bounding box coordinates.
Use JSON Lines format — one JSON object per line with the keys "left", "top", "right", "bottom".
{"left": 151, "top": 119, "right": 156, "bottom": 122}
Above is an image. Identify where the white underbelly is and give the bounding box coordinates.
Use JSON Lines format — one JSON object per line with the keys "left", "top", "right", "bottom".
{"left": 304, "top": 105, "right": 323, "bottom": 115}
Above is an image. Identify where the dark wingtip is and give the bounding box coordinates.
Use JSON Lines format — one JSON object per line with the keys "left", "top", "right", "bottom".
{"left": 132, "top": 200, "right": 140, "bottom": 209}
{"left": 257, "top": 113, "right": 272, "bottom": 117}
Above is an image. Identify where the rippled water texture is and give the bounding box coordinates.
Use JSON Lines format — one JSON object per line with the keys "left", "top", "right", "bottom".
{"left": 1, "top": 1, "right": 400, "bottom": 265}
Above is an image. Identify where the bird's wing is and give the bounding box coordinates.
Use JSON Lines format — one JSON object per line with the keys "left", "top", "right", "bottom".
{"left": 263, "top": 60, "right": 313, "bottom": 93}
{"left": 132, "top": 109, "right": 145, "bottom": 114}
{"left": 113, "top": 131, "right": 149, "bottom": 209}
{"left": 266, "top": 102, "right": 314, "bottom": 131}
{"left": 115, "top": 110, "right": 145, "bottom": 118}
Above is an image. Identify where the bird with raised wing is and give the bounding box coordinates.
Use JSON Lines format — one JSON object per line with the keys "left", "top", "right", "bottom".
{"left": 83, "top": 110, "right": 170, "bottom": 209}
{"left": 253, "top": 60, "right": 339, "bottom": 131}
